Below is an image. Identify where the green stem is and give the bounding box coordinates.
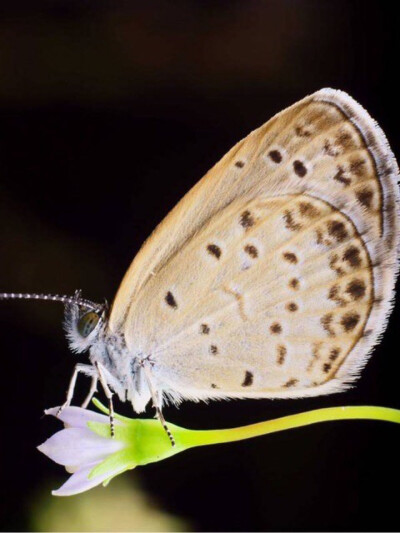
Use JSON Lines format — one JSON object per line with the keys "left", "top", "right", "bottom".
{"left": 178, "top": 406, "right": 400, "bottom": 449}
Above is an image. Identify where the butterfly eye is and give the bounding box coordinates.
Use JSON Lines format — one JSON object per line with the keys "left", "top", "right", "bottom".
{"left": 77, "top": 311, "right": 100, "bottom": 338}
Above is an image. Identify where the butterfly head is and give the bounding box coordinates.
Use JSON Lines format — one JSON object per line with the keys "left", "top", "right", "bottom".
{"left": 64, "top": 292, "right": 108, "bottom": 354}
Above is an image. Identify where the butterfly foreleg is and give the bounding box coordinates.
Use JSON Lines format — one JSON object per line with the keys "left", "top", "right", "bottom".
{"left": 95, "top": 361, "right": 115, "bottom": 438}
{"left": 57, "top": 363, "right": 95, "bottom": 416}
{"left": 81, "top": 374, "right": 98, "bottom": 409}
{"left": 140, "top": 359, "right": 175, "bottom": 447}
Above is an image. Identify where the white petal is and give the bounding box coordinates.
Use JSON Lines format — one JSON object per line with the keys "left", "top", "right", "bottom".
{"left": 37, "top": 427, "right": 124, "bottom": 467}
{"left": 45, "top": 406, "right": 113, "bottom": 428}
{"left": 52, "top": 461, "right": 123, "bottom": 496}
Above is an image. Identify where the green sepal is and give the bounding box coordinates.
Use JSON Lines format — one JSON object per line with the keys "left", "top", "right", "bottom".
{"left": 89, "top": 449, "right": 136, "bottom": 479}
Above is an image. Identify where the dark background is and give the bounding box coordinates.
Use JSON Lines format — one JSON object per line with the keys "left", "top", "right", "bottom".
{"left": 1, "top": 1, "right": 400, "bottom": 531}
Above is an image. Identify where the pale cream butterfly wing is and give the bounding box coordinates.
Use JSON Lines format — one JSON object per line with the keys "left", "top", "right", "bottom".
{"left": 109, "top": 88, "right": 399, "bottom": 403}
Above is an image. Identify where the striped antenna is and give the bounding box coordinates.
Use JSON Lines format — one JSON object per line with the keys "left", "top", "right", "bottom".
{"left": 0, "top": 292, "right": 100, "bottom": 311}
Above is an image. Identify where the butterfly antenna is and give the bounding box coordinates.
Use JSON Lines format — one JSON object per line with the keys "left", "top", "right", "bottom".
{"left": 0, "top": 292, "right": 100, "bottom": 311}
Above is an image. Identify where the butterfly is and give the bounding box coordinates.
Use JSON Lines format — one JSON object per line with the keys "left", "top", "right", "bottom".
{"left": 1, "top": 88, "right": 399, "bottom": 445}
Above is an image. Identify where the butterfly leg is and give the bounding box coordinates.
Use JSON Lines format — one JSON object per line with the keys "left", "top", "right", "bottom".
{"left": 81, "top": 375, "right": 98, "bottom": 409}
{"left": 141, "top": 360, "right": 175, "bottom": 447}
{"left": 57, "top": 363, "right": 94, "bottom": 416}
{"left": 95, "top": 361, "right": 115, "bottom": 438}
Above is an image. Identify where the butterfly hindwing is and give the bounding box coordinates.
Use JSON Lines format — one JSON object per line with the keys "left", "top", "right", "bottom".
{"left": 110, "top": 89, "right": 399, "bottom": 403}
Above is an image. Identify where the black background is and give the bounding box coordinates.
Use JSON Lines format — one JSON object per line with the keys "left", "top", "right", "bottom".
{"left": 1, "top": 1, "right": 400, "bottom": 531}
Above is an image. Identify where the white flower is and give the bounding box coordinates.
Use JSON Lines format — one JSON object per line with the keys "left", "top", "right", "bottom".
{"left": 38, "top": 406, "right": 125, "bottom": 496}
{"left": 38, "top": 400, "right": 185, "bottom": 497}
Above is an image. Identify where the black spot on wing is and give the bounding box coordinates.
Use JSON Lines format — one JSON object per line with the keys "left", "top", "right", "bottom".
{"left": 268, "top": 150, "right": 282, "bottom": 163}
{"left": 341, "top": 312, "right": 360, "bottom": 332}
{"left": 286, "top": 302, "right": 298, "bottom": 312}
{"left": 283, "top": 252, "right": 298, "bottom": 264}
{"left": 346, "top": 279, "right": 366, "bottom": 300}
{"left": 270, "top": 322, "right": 282, "bottom": 334}
{"left": 327, "top": 220, "right": 348, "bottom": 242}
{"left": 165, "top": 291, "right": 178, "bottom": 309}
{"left": 200, "top": 324, "right": 210, "bottom": 334}
{"left": 293, "top": 160, "right": 307, "bottom": 177}
{"left": 207, "top": 244, "right": 222, "bottom": 259}
{"left": 240, "top": 210, "right": 255, "bottom": 229}
{"left": 343, "top": 246, "right": 362, "bottom": 268}
{"left": 284, "top": 378, "right": 298, "bottom": 388}
{"left": 244, "top": 244, "right": 258, "bottom": 258}
{"left": 242, "top": 370, "right": 253, "bottom": 387}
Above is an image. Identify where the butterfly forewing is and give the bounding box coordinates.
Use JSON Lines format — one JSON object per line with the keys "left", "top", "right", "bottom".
{"left": 110, "top": 89, "right": 399, "bottom": 402}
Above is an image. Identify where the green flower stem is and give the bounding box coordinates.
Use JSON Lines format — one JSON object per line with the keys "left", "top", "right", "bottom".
{"left": 178, "top": 406, "right": 400, "bottom": 449}
{"left": 45, "top": 401, "right": 400, "bottom": 493}
{"left": 88, "top": 400, "right": 400, "bottom": 483}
